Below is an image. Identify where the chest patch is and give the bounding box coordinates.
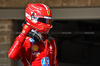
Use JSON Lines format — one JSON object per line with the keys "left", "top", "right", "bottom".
{"left": 32, "top": 44, "right": 39, "bottom": 51}
{"left": 41, "top": 57, "right": 50, "bottom": 66}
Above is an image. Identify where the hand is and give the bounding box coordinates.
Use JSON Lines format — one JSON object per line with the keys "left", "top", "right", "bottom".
{"left": 15, "top": 24, "right": 32, "bottom": 43}
{"left": 21, "top": 24, "right": 32, "bottom": 36}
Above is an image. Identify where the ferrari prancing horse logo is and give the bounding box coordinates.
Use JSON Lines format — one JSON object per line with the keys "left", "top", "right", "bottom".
{"left": 47, "top": 11, "right": 50, "bottom": 15}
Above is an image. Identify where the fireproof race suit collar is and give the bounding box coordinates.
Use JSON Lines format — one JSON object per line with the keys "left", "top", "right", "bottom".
{"left": 28, "top": 29, "right": 43, "bottom": 41}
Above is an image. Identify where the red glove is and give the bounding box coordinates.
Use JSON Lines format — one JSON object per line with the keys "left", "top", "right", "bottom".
{"left": 15, "top": 24, "right": 32, "bottom": 43}
{"left": 8, "top": 24, "right": 32, "bottom": 60}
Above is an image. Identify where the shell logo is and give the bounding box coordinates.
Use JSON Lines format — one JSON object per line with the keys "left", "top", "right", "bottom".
{"left": 32, "top": 44, "right": 39, "bottom": 51}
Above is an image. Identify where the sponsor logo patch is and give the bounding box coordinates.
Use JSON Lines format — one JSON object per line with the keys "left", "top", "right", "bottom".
{"left": 22, "top": 30, "right": 25, "bottom": 33}
{"left": 41, "top": 57, "right": 49, "bottom": 66}
{"left": 32, "top": 44, "right": 39, "bottom": 51}
{"left": 24, "top": 25, "right": 28, "bottom": 29}
{"left": 47, "top": 11, "right": 50, "bottom": 15}
{"left": 25, "top": 13, "right": 31, "bottom": 20}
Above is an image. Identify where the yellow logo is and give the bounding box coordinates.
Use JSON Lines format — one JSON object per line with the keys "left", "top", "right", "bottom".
{"left": 32, "top": 45, "right": 39, "bottom": 51}
{"left": 24, "top": 25, "right": 28, "bottom": 29}
{"left": 47, "top": 11, "right": 50, "bottom": 15}
{"left": 22, "top": 30, "right": 25, "bottom": 33}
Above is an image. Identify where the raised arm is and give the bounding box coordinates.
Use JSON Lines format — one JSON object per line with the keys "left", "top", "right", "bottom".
{"left": 8, "top": 24, "right": 32, "bottom": 60}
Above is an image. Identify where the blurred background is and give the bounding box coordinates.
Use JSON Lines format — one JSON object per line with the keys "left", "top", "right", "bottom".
{"left": 1, "top": 0, "right": 100, "bottom": 66}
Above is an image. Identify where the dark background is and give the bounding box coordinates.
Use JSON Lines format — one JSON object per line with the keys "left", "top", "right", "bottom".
{"left": 13, "top": 20, "right": 100, "bottom": 66}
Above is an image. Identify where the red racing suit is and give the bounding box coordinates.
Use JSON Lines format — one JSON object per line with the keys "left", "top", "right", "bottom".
{"left": 8, "top": 24, "right": 58, "bottom": 66}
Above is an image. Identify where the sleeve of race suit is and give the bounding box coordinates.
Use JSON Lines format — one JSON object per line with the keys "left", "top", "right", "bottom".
{"left": 50, "top": 38, "right": 58, "bottom": 66}
{"left": 8, "top": 24, "right": 32, "bottom": 60}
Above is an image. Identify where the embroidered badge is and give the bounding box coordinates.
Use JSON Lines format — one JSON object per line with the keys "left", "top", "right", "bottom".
{"left": 32, "top": 44, "right": 39, "bottom": 51}
{"left": 32, "top": 52, "right": 40, "bottom": 57}
{"left": 41, "top": 57, "right": 50, "bottom": 66}
{"left": 22, "top": 30, "right": 25, "bottom": 33}
{"left": 29, "top": 38, "right": 36, "bottom": 44}
{"left": 47, "top": 11, "right": 50, "bottom": 15}
{"left": 29, "top": 38, "right": 34, "bottom": 42}
{"left": 24, "top": 25, "right": 28, "bottom": 29}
